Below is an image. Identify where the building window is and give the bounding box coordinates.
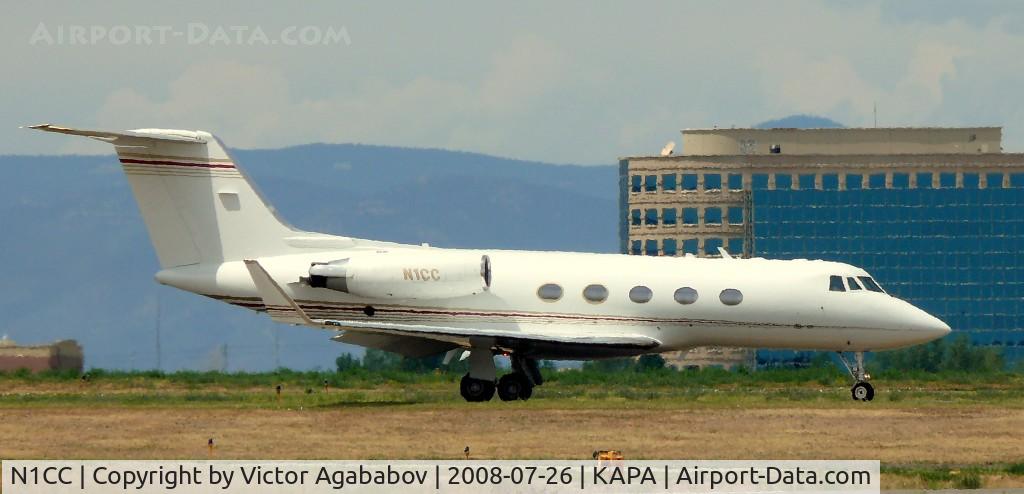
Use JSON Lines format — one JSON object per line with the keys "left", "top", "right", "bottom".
{"left": 727, "top": 207, "right": 743, "bottom": 225}
{"left": 630, "top": 240, "right": 641, "bottom": 255}
{"left": 704, "top": 174, "right": 722, "bottom": 191}
{"left": 682, "top": 239, "right": 698, "bottom": 255}
{"left": 846, "top": 174, "right": 863, "bottom": 190}
{"left": 719, "top": 288, "right": 743, "bottom": 305}
{"left": 728, "top": 237, "right": 743, "bottom": 255}
{"left": 682, "top": 174, "right": 698, "bottom": 191}
{"left": 674, "top": 287, "right": 698, "bottom": 304}
{"left": 704, "top": 207, "right": 722, "bottom": 225}
{"left": 537, "top": 283, "right": 563, "bottom": 301}
{"left": 986, "top": 173, "right": 1004, "bottom": 188}
{"left": 822, "top": 174, "right": 839, "bottom": 190}
{"left": 683, "top": 208, "right": 698, "bottom": 225}
{"left": 631, "top": 209, "right": 641, "bottom": 226}
{"left": 963, "top": 173, "right": 979, "bottom": 188}
{"left": 663, "top": 238, "right": 677, "bottom": 256}
{"left": 775, "top": 174, "right": 793, "bottom": 189}
{"left": 644, "top": 175, "right": 658, "bottom": 192}
{"left": 629, "top": 285, "right": 653, "bottom": 303}
{"left": 644, "top": 239, "right": 658, "bottom": 256}
{"left": 1011, "top": 173, "right": 1024, "bottom": 187}
{"left": 917, "top": 172, "right": 933, "bottom": 188}
{"left": 728, "top": 173, "right": 743, "bottom": 190}
{"left": 798, "top": 174, "right": 816, "bottom": 190}
{"left": 645, "top": 208, "right": 658, "bottom": 225}
{"left": 892, "top": 173, "right": 909, "bottom": 188}
{"left": 630, "top": 175, "right": 642, "bottom": 193}
{"left": 829, "top": 275, "right": 846, "bottom": 292}
{"left": 704, "top": 237, "right": 723, "bottom": 256}
{"left": 583, "top": 284, "right": 608, "bottom": 303}
{"left": 940, "top": 172, "right": 957, "bottom": 188}
{"left": 868, "top": 174, "right": 886, "bottom": 188}
{"left": 752, "top": 173, "right": 769, "bottom": 190}
{"left": 662, "top": 208, "right": 677, "bottom": 225}
{"left": 662, "top": 174, "right": 677, "bottom": 191}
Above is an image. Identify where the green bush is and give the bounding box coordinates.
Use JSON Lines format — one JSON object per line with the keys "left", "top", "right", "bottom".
{"left": 954, "top": 471, "right": 982, "bottom": 489}
{"left": 875, "top": 334, "right": 1003, "bottom": 373}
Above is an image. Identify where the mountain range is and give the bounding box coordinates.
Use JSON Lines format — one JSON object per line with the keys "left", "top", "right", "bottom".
{"left": 0, "top": 144, "right": 617, "bottom": 371}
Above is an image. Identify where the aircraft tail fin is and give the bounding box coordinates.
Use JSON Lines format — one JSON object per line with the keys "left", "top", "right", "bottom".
{"left": 28, "top": 124, "right": 301, "bottom": 268}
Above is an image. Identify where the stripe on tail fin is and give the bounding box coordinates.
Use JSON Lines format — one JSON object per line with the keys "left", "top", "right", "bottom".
{"left": 29, "top": 124, "right": 302, "bottom": 268}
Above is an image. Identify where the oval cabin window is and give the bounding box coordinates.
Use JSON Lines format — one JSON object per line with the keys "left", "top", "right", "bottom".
{"left": 719, "top": 288, "right": 743, "bottom": 306}
{"left": 583, "top": 284, "right": 608, "bottom": 303}
{"left": 629, "top": 286, "right": 653, "bottom": 303}
{"left": 674, "top": 287, "right": 698, "bottom": 304}
{"left": 537, "top": 283, "right": 563, "bottom": 301}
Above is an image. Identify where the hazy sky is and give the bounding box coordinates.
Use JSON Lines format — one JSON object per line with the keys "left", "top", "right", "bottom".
{"left": 4, "top": 1, "right": 1024, "bottom": 163}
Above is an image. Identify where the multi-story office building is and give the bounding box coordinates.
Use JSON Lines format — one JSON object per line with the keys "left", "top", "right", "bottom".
{"left": 620, "top": 127, "right": 1024, "bottom": 366}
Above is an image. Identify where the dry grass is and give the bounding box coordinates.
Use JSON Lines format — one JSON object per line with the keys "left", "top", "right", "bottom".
{"left": 1, "top": 405, "right": 1022, "bottom": 464}
{"left": 3, "top": 376, "right": 1024, "bottom": 489}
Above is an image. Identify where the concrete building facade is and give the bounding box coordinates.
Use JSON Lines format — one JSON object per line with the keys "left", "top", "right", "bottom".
{"left": 620, "top": 127, "right": 1024, "bottom": 367}
{"left": 0, "top": 337, "right": 84, "bottom": 373}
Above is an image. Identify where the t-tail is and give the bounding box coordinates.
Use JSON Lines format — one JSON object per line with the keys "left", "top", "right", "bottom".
{"left": 27, "top": 124, "right": 349, "bottom": 268}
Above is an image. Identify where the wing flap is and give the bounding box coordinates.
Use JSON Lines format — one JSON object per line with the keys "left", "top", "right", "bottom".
{"left": 319, "top": 318, "right": 660, "bottom": 350}
{"left": 331, "top": 332, "right": 457, "bottom": 358}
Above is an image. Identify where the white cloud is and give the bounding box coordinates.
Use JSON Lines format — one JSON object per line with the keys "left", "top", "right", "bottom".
{"left": 87, "top": 35, "right": 572, "bottom": 159}
{"left": 9, "top": 2, "right": 1024, "bottom": 161}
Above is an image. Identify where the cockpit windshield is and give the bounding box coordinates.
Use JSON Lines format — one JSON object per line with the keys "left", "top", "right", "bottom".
{"left": 857, "top": 276, "right": 885, "bottom": 293}
{"left": 828, "top": 274, "right": 886, "bottom": 293}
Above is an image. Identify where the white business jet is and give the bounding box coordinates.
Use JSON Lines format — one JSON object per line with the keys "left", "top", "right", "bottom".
{"left": 30, "top": 124, "right": 950, "bottom": 402}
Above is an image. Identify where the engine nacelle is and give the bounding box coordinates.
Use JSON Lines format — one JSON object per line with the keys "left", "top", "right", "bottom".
{"left": 306, "top": 251, "right": 491, "bottom": 300}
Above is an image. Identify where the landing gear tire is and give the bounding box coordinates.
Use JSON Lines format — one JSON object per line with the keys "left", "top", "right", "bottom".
{"left": 837, "top": 351, "right": 875, "bottom": 402}
{"left": 497, "top": 373, "right": 532, "bottom": 401}
{"left": 851, "top": 381, "right": 874, "bottom": 402}
{"left": 460, "top": 374, "right": 495, "bottom": 402}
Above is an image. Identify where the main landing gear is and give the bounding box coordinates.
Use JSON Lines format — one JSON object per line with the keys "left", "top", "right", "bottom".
{"left": 460, "top": 374, "right": 495, "bottom": 402}
{"left": 458, "top": 350, "right": 542, "bottom": 402}
{"left": 836, "top": 351, "right": 874, "bottom": 401}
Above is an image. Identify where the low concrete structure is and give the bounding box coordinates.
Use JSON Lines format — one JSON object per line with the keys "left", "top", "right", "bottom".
{"left": 0, "top": 337, "right": 83, "bottom": 372}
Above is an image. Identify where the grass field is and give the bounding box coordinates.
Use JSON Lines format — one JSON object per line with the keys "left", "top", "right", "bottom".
{"left": 1, "top": 369, "right": 1023, "bottom": 490}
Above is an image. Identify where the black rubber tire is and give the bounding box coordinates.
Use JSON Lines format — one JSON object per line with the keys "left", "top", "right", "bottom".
{"left": 518, "top": 382, "right": 533, "bottom": 401}
{"left": 461, "top": 374, "right": 495, "bottom": 402}
{"left": 497, "top": 373, "right": 524, "bottom": 401}
{"left": 851, "top": 381, "right": 874, "bottom": 402}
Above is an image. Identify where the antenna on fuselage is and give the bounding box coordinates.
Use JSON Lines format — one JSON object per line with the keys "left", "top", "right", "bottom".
{"left": 717, "top": 247, "right": 734, "bottom": 259}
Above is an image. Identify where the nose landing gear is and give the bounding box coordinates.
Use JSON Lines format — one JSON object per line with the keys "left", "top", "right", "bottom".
{"left": 837, "top": 351, "right": 874, "bottom": 401}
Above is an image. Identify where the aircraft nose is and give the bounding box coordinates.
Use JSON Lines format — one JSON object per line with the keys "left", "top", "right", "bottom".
{"left": 905, "top": 304, "right": 952, "bottom": 340}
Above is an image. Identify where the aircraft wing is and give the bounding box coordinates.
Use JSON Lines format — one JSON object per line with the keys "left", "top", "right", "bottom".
{"left": 243, "top": 260, "right": 661, "bottom": 357}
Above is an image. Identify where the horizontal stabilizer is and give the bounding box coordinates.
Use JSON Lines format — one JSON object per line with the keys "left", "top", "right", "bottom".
{"left": 26, "top": 124, "right": 207, "bottom": 145}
